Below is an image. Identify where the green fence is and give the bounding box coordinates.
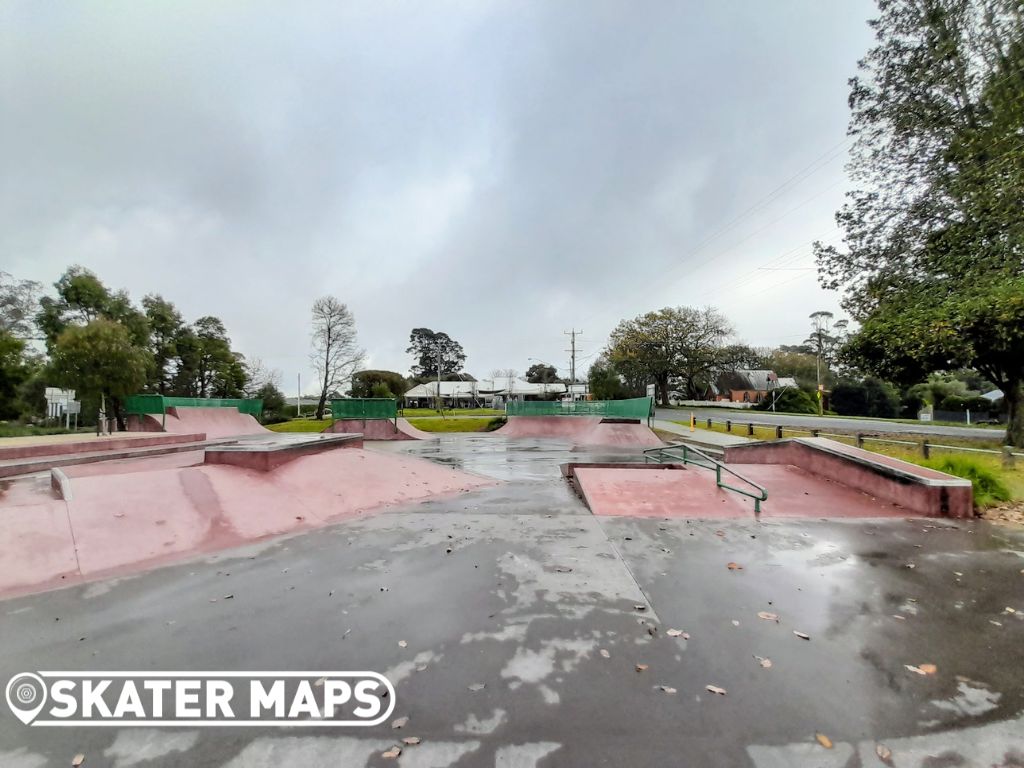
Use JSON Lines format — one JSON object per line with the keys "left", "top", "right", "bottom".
{"left": 123, "top": 395, "right": 263, "bottom": 417}
{"left": 506, "top": 397, "right": 653, "bottom": 421}
{"left": 331, "top": 398, "right": 398, "bottom": 420}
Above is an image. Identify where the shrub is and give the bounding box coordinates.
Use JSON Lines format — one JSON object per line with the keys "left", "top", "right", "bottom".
{"left": 755, "top": 388, "right": 818, "bottom": 414}
{"left": 923, "top": 456, "right": 1011, "bottom": 508}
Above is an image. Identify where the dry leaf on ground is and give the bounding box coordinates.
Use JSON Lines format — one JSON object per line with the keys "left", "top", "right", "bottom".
{"left": 382, "top": 747, "right": 402, "bottom": 759}
{"left": 727, "top": 562, "right": 743, "bottom": 570}
{"left": 793, "top": 630, "right": 810, "bottom": 640}
{"left": 755, "top": 656, "right": 772, "bottom": 668}
{"left": 705, "top": 685, "right": 727, "bottom": 695}
{"left": 815, "top": 732, "right": 833, "bottom": 749}
{"left": 635, "top": 664, "right": 648, "bottom": 672}
{"left": 402, "top": 737, "right": 421, "bottom": 746}
{"left": 391, "top": 716, "right": 408, "bottom": 729}
{"left": 758, "top": 611, "right": 779, "bottom": 622}
{"left": 599, "top": 649, "right": 610, "bottom": 658}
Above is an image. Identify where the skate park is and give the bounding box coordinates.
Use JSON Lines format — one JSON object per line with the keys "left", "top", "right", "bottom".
{"left": 2, "top": 395, "right": 1022, "bottom": 766}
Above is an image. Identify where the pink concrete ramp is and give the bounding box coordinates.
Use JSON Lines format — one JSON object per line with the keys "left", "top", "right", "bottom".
{"left": 326, "top": 418, "right": 434, "bottom": 440}
{"left": 573, "top": 465, "right": 913, "bottom": 519}
{"left": 142, "top": 406, "right": 269, "bottom": 439}
{"left": 0, "top": 447, "right": 490, "bottom": 599}
{"left": 494, "top": 417, "right": 662, "bottom": 447}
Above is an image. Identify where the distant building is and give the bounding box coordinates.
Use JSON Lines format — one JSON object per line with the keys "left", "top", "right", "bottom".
{"left": 403, "top": 378, "right": 567, "bottom": 408}
{"left": 706, "top": 370, "right": 781, "bottom": 404}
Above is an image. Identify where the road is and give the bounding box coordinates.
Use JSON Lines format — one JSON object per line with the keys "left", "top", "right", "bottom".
{"left": 1, "top": 435, "right": 1022, "bottom": 766}
{"left": 657, "top": 406, "right": 1003, "bottom": 440}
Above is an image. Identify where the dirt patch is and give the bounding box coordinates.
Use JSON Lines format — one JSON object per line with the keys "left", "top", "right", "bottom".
{"left": 980, "top": 500, "right": 1024, "bottom": 526}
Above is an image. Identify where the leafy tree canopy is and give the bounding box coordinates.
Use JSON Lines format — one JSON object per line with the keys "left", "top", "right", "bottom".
{"left": 407, "top": 328, "right": 466, "bottom": 378}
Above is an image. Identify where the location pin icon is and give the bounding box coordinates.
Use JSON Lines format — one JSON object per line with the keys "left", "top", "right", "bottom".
{"left": 6, "top": 673, "right": 47, "bottom": 725}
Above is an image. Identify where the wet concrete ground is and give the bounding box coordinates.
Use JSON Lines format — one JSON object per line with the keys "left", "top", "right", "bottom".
{"left": 1, "top": 434, "right": 1023, "bottom": 767}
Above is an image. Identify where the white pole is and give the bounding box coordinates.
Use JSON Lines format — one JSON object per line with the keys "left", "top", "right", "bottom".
{"left": 297, "top": 373, "right": 301, "bottom": 417}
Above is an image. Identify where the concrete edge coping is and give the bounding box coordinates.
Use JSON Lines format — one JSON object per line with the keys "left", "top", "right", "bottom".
{"left": 50, "top": 468, "right": 73, "bottom": 501}
{"left": 784, "top": 437, "right": 972, "bottom": 488}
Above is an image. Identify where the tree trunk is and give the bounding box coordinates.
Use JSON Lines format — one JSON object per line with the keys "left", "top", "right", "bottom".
{"left": 111, "top": 396, "right": 126, "bottom": 432}
{"left": 316, "top": 392, "right": 327, "bottom": 421}
{"left": 657, "top": 374, "right": 670, "bottom": 407}
{"left": 1004, "top": 381, "right": 1023, "bottom": 447}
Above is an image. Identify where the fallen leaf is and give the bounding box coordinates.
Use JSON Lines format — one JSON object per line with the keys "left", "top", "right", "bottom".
{"left": 666, "top": 628, "right": 686, "bottom": 638}
{"left": 468, "top": 683, "right": 485, "bottom": 692}
{"left": 904, "top": 665, "right": 925, "bottom": 675}
{"left": 793, "top": 631, "right": 810, "bottom": 640}
{"left": 705, "top": 685, "right": 727, "bottom": 695}
{"left": 382, "top": 747, "right": 402, "bottom": 759}
{"left": 634, "top": 604, "right": 647, "bottom": 611}
{"left": 314, "top": 677, "right": 326, "bottom": 687}
{"left": 893, "top": 615, "right": 906, "bottom": 620}
{"left": 876, "top": 743, "right": 893, "bottom": 763}
{"left": 757, "top": 611, "right": 779, "bottom": 622}
{"left": 658, "top": 685, "right": 677, "bottom": 694}
{"left": 815, "top": 732, "right": 833, "bottom": 749}
{"left": 72, "top": 757, "right": 85, "bottom": 767}
{"left": 727, "top": 562, "right": 743, "bottom": 570}
{"left": 391, "top": 716, "right": 408, "bottom": 729}
{"left": 731, "top": 620, "right": 740, "bottom": 627}
{"left": 635, "top": 664, "right": 648, "bottom": 672}
{"left": 402, "top": 737, "right": 421, "bottom": 746}
{"left": 599, "top": 649, "right": 610, "bottom": 658}
{"left": 755, "top": 656, "right": 772, "bottom": 668}
{"left": 918, "top": 663, "right": 937, "bottom": 675}
{"left": 398, "top": 640, "right": 408, "bottom": 648}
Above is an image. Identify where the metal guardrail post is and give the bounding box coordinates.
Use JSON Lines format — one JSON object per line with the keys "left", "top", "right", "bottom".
{"left": 706, "top": 418, "right": 712, "bottom": 428}
{"left": 775, "top": 425, "right": 782, "bottom": 439}
{"left": 1003, "top": 446, "right": 1016, "bottom": 469}
{"left": 726, "top": 420, "right": 731, "bottom": 432}
{"left": 811, "top": 429, "right": 819, "bottom": 437}
{"left": 922, "top": 440, "right": 930, "bottom": 459}
{"left": 856, "top": 432, "right": 864, "bottom": 448}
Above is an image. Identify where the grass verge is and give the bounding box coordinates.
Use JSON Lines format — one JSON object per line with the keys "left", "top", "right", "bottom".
{"left": 407, "top": 417, "right": 505, "bottom": 433}
{"left": 266, "top": 419, "right": 332, "bottom": 433}
{"left": 0, "top": 423, "right": 93, "bottom": 438}
{"left": 400, "top": 408, "right": 504, "bottom": 418}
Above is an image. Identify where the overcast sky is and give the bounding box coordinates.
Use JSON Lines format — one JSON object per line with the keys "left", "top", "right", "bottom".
{"left": 1, "top": 1, "right": 875, "bottom": 394}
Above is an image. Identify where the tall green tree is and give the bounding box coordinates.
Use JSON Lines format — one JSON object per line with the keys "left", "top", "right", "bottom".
{"left": 525, "top": 363, "right": 558, "bottom": 384}
{"left": 142, "top": 295, "right": 185, "bottom": 394}
{"left": 816, "top": 0, "right": 1024, "bottom": 445}
{"left": 0, "top": 272, "right": 42, "bottom": 340}
{"left": 352, "top": 370, "right": 407, "bottom": 399}
{"left": 605, "top": 306, "right": 732, "bottom": 405}
{"left": 0, "top": 330, "right": 34, "bottom": 419}
{"left": 51, "top": 320, "right": 151, "bottom": 428}
{"left": 407, "top": 328, "right": 466, "bottom": 379}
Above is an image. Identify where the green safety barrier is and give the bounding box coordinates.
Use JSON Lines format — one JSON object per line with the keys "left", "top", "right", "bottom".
{"left": 123, "top": 395, "right": 263, "bottom": 417}
{"left": 330, "top": 398, "right": 398, "bottom": 420}
{"left": 506, "top": 397, "right": 653, "bottom": 420}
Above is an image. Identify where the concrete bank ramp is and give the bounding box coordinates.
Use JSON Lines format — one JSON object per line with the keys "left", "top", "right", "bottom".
{"left": 326, "top": 417, "right": 434, "bottom": 440}
{"left": 128, "top": 406, "right": 268, "bottom": 439}
{"left": 493, "top": 416, "right": 662, "bottom": 447}
{"left": 0, "top": 447, "right": 491, "bottom": 600}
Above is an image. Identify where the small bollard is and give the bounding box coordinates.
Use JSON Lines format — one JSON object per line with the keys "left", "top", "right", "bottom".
{"left": 811, "top": 429, "right": 819, "bottom": 438}
{"left": 856, "top": 432, "right": 864, "bottom": 449}
{"left": 921, "top": 441, "right": 930, "bottom": 459}
{"left": 747, "top": 423, "right": 754, "bottom": 436}
{"left": 726, "top": 420, "right": 732, "bottom": 433}
{"left": 775, "top": 425, "right": 783, "bottom": 439}
{"left": 1002, "top": 446, "right": 1015, "bottom": 469}
{"left": 706, "top": 418, "right": 712, "bottom": 429}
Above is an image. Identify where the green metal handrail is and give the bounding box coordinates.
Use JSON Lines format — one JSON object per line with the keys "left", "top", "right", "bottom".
{"left": 643, "top": 442, "right": 768, "bottom": 514}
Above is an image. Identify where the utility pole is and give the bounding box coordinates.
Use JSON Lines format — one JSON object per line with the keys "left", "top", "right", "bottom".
{"left": 296, "top": 373, "right": 301, "bottom": 417}
{"left": 436, "top": 340, "right": 443, "bottom": 416}
{"left": 564, "top": 329, "right": 582, "bottom": 397}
